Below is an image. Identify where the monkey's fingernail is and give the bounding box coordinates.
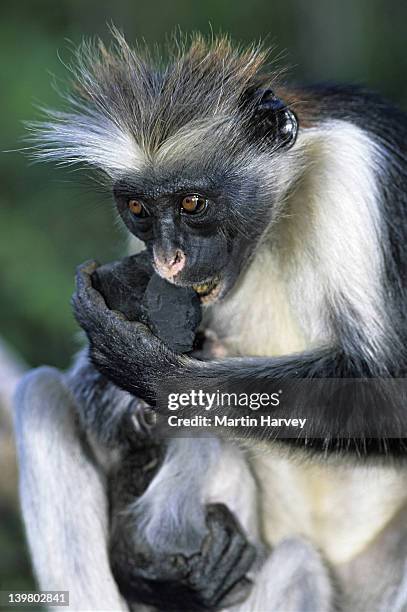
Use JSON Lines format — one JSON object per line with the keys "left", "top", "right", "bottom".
{"left": 142, "top": 457, "right": 159, "bottom": 472}
{"left": 130, "top": 413, "right": 144, "bottom": 433}
{"left": 171, "top": 554, "right": 186, "bottom": 569}
{"left": 144, "top": 408, "right": 157, "bottom": 426}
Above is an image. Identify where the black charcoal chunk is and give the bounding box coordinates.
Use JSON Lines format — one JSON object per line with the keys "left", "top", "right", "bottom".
{"left": 142, "top": 274, "right": 201, "bottom": 353}
{"left": 92, "top": 251, "right": 153, "bottom": 321}
{"left": 92, "top": 250, "right": 202, "bottom": 353}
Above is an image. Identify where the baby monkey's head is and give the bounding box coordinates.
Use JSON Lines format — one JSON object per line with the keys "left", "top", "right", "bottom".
{"left": 30, "top": 30, "right": 301, "bottom": 303}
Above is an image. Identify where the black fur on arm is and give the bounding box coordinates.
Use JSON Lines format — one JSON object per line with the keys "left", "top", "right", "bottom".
{"left": 179, "top": 350, "right": 407, "bottom": 455}
{"left": 73, "top": 262, "right": 407, "bottom": 457}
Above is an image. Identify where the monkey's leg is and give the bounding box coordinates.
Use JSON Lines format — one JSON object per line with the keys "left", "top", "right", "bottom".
{"left": 110, "top": 439, "right": 259, "bottom": 611}
{"left": 230, "top": 538, "right": 334, "bottom": 612}
{"left": 13, "top": 366, "right": 129, "bottom": 612}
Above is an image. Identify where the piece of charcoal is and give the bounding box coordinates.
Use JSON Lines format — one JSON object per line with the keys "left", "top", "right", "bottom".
{"left": 142, "top": 274, "right": 201, "bottom": 354}
{"left": 92, "top": 251, "right": 202, "bottom": 353}
{"left": 92, "top": 251, "right": 153, "bottom": 321}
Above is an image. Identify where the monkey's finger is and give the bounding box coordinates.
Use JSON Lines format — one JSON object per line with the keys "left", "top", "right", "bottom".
{"left": 198, "top": 505, "right": 236, "bottom": 571}
{"left": 74, "top": 261, "right": 107, "bottom": 315}
{"left": 216, "top": 541, "right": 256, "bottom": 601}
{"left": 216, "top": 577, "right": 253, "bottom": 609}
{"left": 71, "top": 286, "right": 111, "bottom": 336}
{"left": 108, "top": 315, "right": 161, "bottom": 344}
{"left": 72, "top": 288, "right": 106, "bottom": 325}
{"left": 201, "top": 525, "right": 249, "bottom": 599}
{"left": 75, "top": 262, "right": 143, "bottom": 326}
{"left": 74, "top": 265, "right": 110, "bottom": 313}
{"left": 77, "top": 285, "right": 107, "bottom": 311}
{"left": 75, "top": 260, "right": 100, "bottom": 291}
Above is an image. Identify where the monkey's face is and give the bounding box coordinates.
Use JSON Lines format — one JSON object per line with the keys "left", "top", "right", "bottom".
{"left": 111, "top": 88, "right": 299, "bottom": 304}
{"left": 113, "top": 160, "right": 273, "bottom": 304}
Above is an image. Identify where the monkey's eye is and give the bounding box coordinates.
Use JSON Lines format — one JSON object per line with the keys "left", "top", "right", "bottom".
{"left": 181, "top": 195, "right": 208, "bottom": 215}
{"left": 128, "top": 199, "right": 148, "bottom": 218}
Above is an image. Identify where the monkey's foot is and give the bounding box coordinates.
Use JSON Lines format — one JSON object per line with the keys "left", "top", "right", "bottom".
{"left": 110, "top": 503, "right": 256, "bottom": 611}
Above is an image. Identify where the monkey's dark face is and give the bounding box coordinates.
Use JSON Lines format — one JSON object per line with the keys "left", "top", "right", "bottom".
{"left": 113, "top": 163, "right": 270, "bottom": 303}
{"left": 112, "top": 89, "right": 298, "bottom": 303}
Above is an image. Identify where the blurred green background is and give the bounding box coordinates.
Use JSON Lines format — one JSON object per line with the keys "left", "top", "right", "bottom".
{"left": 1, "top": 0, "right": 407, "bottom": 602}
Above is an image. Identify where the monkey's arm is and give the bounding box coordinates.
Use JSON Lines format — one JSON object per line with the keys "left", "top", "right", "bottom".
{"left": 13, "top": 366, "right": 129, "bottom": 611}
{"left": 73, "top": 261, "right": 407, "bottom": 455}
{"left": 66, "top": 349, "right": 154, "bottom": 449}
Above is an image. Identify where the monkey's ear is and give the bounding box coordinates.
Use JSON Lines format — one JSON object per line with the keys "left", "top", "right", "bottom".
{"left": 243, "top": 88, "right": 298, "bottom": 150}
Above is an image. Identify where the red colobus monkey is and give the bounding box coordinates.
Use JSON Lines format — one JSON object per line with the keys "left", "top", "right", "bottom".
{"left": 14, "top": 31, "right": 407, "bottom": 611}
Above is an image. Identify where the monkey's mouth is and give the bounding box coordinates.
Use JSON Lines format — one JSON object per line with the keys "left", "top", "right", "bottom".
{"left": 192, "top": 278, "right": 221, "bottom": 303}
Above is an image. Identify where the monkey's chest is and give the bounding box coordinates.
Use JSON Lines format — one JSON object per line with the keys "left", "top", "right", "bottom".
{"left": 251, "top": 450, "right": 407, "bottom": 565}
{"left": 208, "top": 259, "right": 308, "bottom": 358}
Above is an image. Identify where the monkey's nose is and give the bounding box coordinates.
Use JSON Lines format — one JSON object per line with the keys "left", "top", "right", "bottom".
{"left": 153, "top": 248, "right": 186, "bottom": 280}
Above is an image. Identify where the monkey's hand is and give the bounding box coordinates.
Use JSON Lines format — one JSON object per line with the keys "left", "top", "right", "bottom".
{"left": 110, "top": 503, "right": 256, "bottom": 611}
{"left": 72, "top": 261, "right": 184, "bottom": 405}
